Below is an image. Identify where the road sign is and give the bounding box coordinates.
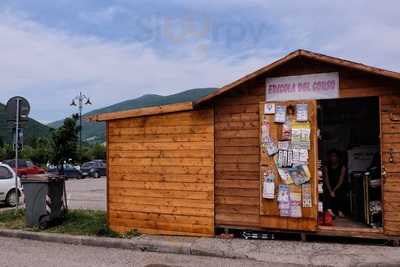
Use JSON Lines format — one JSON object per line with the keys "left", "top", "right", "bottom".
{"left": 6, "top": 96, "right": 30, "bottom": 121}
{"left": 5, "top": 96, "right": 30, "bottom": 213}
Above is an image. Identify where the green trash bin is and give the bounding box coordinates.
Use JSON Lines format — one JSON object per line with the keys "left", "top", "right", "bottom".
{"left": 21, "top": 174, "right": 68, "bottom": 229}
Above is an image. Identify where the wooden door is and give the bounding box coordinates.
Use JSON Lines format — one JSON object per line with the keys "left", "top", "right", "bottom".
{"left": 259, "top": 100, "right": 318, "bottom": 232}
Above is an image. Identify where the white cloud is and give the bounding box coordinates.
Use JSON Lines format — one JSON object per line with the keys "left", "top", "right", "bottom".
{"left": 0, "top": 9, "right": 277, "bottom": 122}
{"left": 1, "top": 1, "right": 400, "bottom": 123}
{"left": 169, "top": 0, "right": 400, "bottom": 70}
{"left": 79, "top": 6, "right": 127, "bottom": 24}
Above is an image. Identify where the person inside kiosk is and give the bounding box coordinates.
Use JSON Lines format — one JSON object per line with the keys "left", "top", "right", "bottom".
{"left": 324, "top": 150, "right": 347, "bottom": 218}
{"left": 318, "top": 97, "right": 382, "bottom": 229}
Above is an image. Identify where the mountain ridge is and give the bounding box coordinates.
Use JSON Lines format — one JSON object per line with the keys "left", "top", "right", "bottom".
{"left": 48, "top": 87, "right": 217, "bottom": 143}
{"left": 0, "top": 103, "right": 52, "bottom": 145}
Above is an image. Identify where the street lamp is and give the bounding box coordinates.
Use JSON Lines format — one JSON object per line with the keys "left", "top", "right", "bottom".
{"left": 70, "top": 92, "right": 92, "bottom": 160}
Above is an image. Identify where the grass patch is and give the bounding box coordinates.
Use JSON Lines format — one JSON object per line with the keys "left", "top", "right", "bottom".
{"left": 0, "top": 209, "right": 25, "bottom": 229}
{"left": 46, "top": 210, "right": 107, "bottom": 236}
{"left": 0, "top": 209, "right": 139, "bottom": 238}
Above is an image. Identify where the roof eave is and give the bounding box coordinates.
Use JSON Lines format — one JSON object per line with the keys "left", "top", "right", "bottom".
{"left": 194, "top": 49, "right": 400, "bottom": 106}
{"left": 86, "top": 101, "right": 194, "bottom": 122}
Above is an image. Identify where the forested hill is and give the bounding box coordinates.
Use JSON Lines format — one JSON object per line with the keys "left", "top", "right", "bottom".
{"left": 0, "top": 103, "right": 52, "bottom": 145}
{"left": 48, "top": 87, "right": 217, "bottom": 143}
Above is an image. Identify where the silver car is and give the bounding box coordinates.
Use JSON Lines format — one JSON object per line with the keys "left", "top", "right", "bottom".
{"left": 0, "top": 163, "right": 23, "bottom": 206}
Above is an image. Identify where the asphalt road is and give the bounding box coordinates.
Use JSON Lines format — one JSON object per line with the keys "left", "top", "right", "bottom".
{"left": 0, "top": 236, "right": 293, "bottom": 267}
{"left": 66, "top": 177, "right": 106, "bottom": 210}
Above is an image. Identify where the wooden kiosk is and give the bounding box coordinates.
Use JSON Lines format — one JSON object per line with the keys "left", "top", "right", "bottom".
{"left": 89, "top": 50, "right": 400, "bottom": 241}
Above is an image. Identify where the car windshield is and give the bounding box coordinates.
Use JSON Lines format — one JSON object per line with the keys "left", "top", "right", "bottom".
{"left": 3, "top": 160, "right": 27, "bottom": 168}
{"left": 81, "top": 162, "right": 94, "bottom": 168}
{"left": 3, "top": 160, "right": 14, "bottom": 167}
{"left": 66, "top": 164, "right": 79, "bottom": 170}
{"left": 0, "top": 166, "right": 13, "bottom": 179}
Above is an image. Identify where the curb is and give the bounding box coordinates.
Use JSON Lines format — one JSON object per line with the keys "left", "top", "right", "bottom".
{"left": 0, "top": 228, "right": 242, "bottom": 259}
{"left": 1, "top": 228, "right": 399, "bottom": 267}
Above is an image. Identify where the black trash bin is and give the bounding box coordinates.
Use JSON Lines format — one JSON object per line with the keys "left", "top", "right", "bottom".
{"left": 21, "top": 174, "right": 68, "bottom": 229}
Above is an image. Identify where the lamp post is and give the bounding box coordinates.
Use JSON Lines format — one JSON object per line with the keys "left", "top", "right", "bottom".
{"left": 70, "top": 92, "right": 92, "bottom": 160}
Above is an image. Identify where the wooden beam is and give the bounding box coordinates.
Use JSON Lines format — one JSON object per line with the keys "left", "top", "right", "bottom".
{"left": 86, "top": 101, "right": 194, "bottom": 122}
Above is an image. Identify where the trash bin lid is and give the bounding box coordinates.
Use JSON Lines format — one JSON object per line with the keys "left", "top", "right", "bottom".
{"left": 21, "top": 174, "right": 65, "bottom": 183}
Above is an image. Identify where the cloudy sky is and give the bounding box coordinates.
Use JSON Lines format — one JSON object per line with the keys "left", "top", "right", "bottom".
{"left": 0, "top": 1, "right": 399, "bottom": 123}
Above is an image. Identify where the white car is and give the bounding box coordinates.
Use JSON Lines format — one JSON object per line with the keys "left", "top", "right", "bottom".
{"left": 0, "top": 163, "right": 23, "bottom": 206}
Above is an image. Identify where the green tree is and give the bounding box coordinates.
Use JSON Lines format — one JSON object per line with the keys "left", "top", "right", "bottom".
{"left": 80, "top": 145, "right": 92, "bottom": 163}
{"left": 30, "top": 137, "right": 51, "bottom": 166}
{"left": 50, "top": 117, "right": 79, "bottom": 168}
{"left": 91, "top": 144, "right": 106, "bottom": 160}
{"left": 0, "top": 146, "right": 6, "bottom": 161}
{"left": 0, "top": 144, "right": 14, "bottom": 161}
{"left": 79, "top": 143, "right": 106, "bottom": 162}
{"left": 20, "top": 145, "right": 34, "bottom": 160}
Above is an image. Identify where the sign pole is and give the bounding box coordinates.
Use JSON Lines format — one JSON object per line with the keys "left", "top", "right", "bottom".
{"left": 15, "top": 98, "right": 20, "bottom": 213}
{"left": 6, "top": 96, "right": 30, "bottom": 213}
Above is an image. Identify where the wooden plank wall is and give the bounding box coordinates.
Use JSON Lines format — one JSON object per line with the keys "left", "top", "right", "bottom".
{"left": 107, "top": 109, "right": 215, "bottom": 236}
{"left": 214, "top": 57, "right": 400, "bottom": 233}
{"left": 214, "top": 82, "right": 264, "bottom": 227}
{"left": 381, "top": 95, "right": 400, "bottom": 236}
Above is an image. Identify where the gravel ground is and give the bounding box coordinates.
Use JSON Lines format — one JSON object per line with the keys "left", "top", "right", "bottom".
{"left": 0, "top": 177, "right": 106, "bottom": 212}
{"left": 65, "top": 177, "right": 106, "bottom": 210}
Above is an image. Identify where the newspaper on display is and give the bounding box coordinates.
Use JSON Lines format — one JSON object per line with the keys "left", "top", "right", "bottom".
{"left": 261, "top": 103, "right": 313, "bottom": 218}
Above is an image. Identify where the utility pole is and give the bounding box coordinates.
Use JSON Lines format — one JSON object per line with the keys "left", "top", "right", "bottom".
{"left": 70, "top": 92, "right": 92, "bottom": 161}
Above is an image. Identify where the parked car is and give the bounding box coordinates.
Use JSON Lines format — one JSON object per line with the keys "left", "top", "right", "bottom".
{"left": 3, "top": 159, "right": 46, "bottom": 177}
{"left": 48, "top": 164, "right": 82, "bottom": 179}
{"left": 80, "top": 160, "right": 106, "bottom": 178}
{"left": 0, "top": 163, "right": 23, "bottom": 206}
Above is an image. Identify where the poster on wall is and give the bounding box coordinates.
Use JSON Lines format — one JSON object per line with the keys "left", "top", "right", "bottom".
{"left": 264, "top": 103, "right": 276, "bottom": 114}
{"left": 296, "top": 104, "right": 309, "bottom": 122}
{"left": 274, "top": 105, "right": 287, "bottom": 123}
{"left": 266, "top": 72, "right": 339, "bottom": 101}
